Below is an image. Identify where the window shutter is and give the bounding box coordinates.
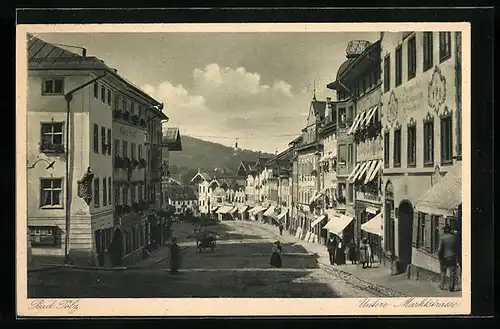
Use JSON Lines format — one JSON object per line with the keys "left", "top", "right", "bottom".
{"left": 412, "top": 212, "right": 419, "bottom": 247}
{"left": 424, "top": 215, "right": 432, "bottom": 252}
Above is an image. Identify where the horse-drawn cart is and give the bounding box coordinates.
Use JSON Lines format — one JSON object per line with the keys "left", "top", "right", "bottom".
{"left": 196, "top": 231, "right": 217, "bottom": 252}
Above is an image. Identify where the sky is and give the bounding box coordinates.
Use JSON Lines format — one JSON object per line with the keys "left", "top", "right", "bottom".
{"left": 37, "top": 32, "right": 379, "bottom": 153}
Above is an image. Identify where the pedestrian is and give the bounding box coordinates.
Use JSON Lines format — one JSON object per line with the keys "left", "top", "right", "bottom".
{"left": 326, "top": 236, "right": 336, "bottom": 265}
{"left": 270, "top": 241, "right": 283, "bottom": 268}
{"left": 335, "top": 237, "right": 346, "bottom": 265}
{"left": 279, "top": 223, "right": 284, "bottom": 235}
{"left": 348, "top": 239, "right": 358, "bottom": 265}
{"left": 169, "top": 237, "right": 181, "bottom": 274}
{"left": 359, "top": 238, "right": 370, "bottom": 268}
{"left": 438, "top": 224, "right": 459, "bottom": 292}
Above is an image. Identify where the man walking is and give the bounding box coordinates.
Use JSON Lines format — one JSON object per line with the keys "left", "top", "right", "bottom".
{"left": 438, "top": 224, "right": 459, "bottom": 292}
{"left": 326, "top": 236, "right": 336, "bottom": 265}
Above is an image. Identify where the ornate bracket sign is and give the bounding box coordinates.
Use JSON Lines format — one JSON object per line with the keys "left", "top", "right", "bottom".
{"left": 77, "top": 167, "right": 94, "bottom": 205}
{"left": 387, "top": 91, "right": 398, "bottom": 126}
{"left": 428, "top": 66, "right": 447, "bottom": 115}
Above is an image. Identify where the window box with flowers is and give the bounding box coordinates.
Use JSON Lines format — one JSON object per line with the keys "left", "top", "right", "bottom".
{"left": 114, "top": 155, "right": 125, "bottom": 169}
{"left": 131, "top": 114, "right": 139, "bottom": 125}
{"left": 40, "top": 140, "right": 65, "bottom": 154}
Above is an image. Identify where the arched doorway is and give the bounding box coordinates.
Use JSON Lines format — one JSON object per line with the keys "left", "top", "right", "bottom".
{"left": 398, "top": 200, "right": 414, "bottom": 270}
{"left": 384, "top": 181, "right": 395, "bottom": 256}
{"left": 110, "top": 228, "right": 124, "bottom": 266}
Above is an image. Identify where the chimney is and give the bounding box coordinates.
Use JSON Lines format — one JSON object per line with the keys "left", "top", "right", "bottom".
{"left": 82, "top": 48, "right": 87, "bottom": 57}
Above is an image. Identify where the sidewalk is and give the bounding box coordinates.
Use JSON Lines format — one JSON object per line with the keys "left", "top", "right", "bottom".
{"left": 249, "top": 220, "right": 461, "bottom": 297}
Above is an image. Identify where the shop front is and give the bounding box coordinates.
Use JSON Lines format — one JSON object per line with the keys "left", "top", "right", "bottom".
{"left": 360, "top": 210, "right": 384, "bottom": 263}
{"left": 322, "top": 209, "right": 355, "bottom": 244}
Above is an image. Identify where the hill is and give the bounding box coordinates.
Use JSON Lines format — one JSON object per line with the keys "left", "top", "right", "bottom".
{"left": 167, "top": 136, "right": 274, "bottom": 185}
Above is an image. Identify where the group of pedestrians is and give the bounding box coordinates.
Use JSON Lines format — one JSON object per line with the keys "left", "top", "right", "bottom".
{"left": 326, "top": 236, "right": 375, "bottom": 269}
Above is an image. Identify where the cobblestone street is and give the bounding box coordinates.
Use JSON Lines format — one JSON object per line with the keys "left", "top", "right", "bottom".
{"left": 28, "top": 220, "right": 378, "bottom": 298}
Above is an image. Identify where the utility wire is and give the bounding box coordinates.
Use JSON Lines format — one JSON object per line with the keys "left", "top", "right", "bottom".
{"left": 186, "top": 133, "right": 299, "bottom": 140}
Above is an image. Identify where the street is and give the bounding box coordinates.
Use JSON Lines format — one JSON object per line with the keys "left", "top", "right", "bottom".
{"left": 28, "top": 220, "right": 377, "bottom": 298}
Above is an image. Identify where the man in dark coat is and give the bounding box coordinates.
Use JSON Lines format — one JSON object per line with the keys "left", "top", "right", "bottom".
{"left": 326, "top": 236, "right": 336, "bottom": 265}
{"left": 438, "top": 225, "right": 459, "bottom": 292}
{"left": 169, "top": 237, "right": 181, "bottom": 274}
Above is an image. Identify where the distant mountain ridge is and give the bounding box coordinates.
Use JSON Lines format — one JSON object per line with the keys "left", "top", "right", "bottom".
{"left": 167, "top": 135, "right": 274, "bottom": 185}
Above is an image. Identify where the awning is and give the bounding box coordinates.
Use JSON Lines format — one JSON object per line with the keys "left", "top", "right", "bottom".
{"left": 415, "top": 162, "right": 462, "bottom": 217}
{"left": 361, "top": 212, "right": 383, "bottom": 237}
{"left": 347, "top": 110, "right": 366, "bottom": 135}
{"left": 228, "top": 206, "right": 239, "bottom": 214}
{"left": 365, "top": 159, "right": 383, "bottom": 183}
{"left": 248, "top": 206, "right": 257, "bottom": 214}
{"left": 263, "top": 205, "right": 277, "bottom": 217}
{"left": 362, "top": 160, "right": 378, "bottom": 183}
{"left": 365, "top": 206, "right": 379, "bottom": 214}
{"left": 216, "top": 205, "right": 233, "bottom": 214}
{"left": 348, "top": 162, "right": 367, "bottom": 183}
{"left": 238, "top": 205, "right": 249, "bottom": 212}
{"left": 322, "top": 214, "right": 355, "bottom": 236}
{"left": 309, "top": 192, "right": 318, "bottom": 204}
{"left": 346, "top": 163, "right": 362, "bottom": 182}
{"left": 311, "top": 214, "right": 326, "bottom": 227}
{"left": 211, "top": 206, "right": 220, "bottom": 212}
{"left": 276, "top": 208, "right": 288, "bottom": 221}
{"left": 354, "top": 161, "right": 372, "bottom": 182}
{"left": 361, "top": 106, "right": 378, "bottom": 127}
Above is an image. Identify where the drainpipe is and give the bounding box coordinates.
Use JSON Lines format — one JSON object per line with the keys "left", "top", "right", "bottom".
{"left": 63, "top": 72, "right": 107, "bottom": 264}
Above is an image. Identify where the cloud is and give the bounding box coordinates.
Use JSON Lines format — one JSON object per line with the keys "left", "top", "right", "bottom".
{"left": 142, "top": 63, "right": 313, "bottom": 152}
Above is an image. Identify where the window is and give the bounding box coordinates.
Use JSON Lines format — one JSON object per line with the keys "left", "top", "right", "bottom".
{"left": 393, "top": 129, "right": 401, "bottom": 167}
{"left": 122, "top": 141, "right": 128, "bottom": 158}
{"left": 439, "top": 32, "right": 452, "bottom": 62}
{"left": 114, "top": 139, "right": 120, "bottom": 157}
{"left": 407, "top": 124, "right": 417, "bottom": 167}
{"left": 108, "top": 177, "right": 112, "bottom": 205}
{"left": 395, "top": 46, "right": 402, "bottom": 86}
{"left": 384, "top": 132, "right": 390, "bottom": 168}
{"left": 114, "top": 95, "right": 119, "bottom": 110}
{"left": 103, "top": 178, "right": 107, "bottom": 206}
{"left": 440, "top": 115, "right": 453, "bottom": 164}
{"left": 431, "top": 215, "right": 440, "bottom": 253}
{"left": 347, "top": 183, "right": 354, "bottom": 203}
{"left": 101, "top": 85, "right": 106, "bottom": 103}
{"left": 123, "top": 186, "right": 128, "bottom": 205}
{"left": 114, "top": 186, "right": 120, "bottom": 205}
{"left": 383, "top": 55, "right": 391, "bottom": 92}
{"left": 131, "top": 143, "right": 136, "bottom": 160}
{"left": 40, "top": 122, "right": 64, "bottom": 152}
{"left": 407, "top": 36, "right": 417, "bottom": 80}
{"left": 423, "top": 32, "right": 434, "bottom": 72}
{"left": 93, "top": 124, "right": 99, "bottom": 153}
{"left": 423, "top": 120, "right": 434, "bottom": 166}
{"left": 40, "top": 178, "right": 63, "bottom": 208}
{"left": 417, "top": 213, "right": 426, "bottom": 247}
{"left": 107, "top": 129, "right": 112, "bottom": 155}
{"left": 107, "top": 90, "right": 112, "bottom": 106}
{"left": 138, "top": 145, "right": 143, "bottom": 159}
{"left": 347, "top": 144, "right": 354, "bottom": 165}
{"left": 131, "top": 185, "right": 136, "bottom": 204}
{"left": 42, "top": 78, "right": 64, "bottom": 95}
{"left": 101, "top": 126, "right": 106, "bottom": 155}
{"left": 338, "top": 145, "right": 347, "bottom": 164}
{"left": 94, "top": 83, "right": 99, "bottom": 99}
{"left": 122, "top": 98, "right": 127, "bottom": 111}
{"left": 29, "top": 226, "right": 60, "bottom": 247}
{"left": 94, "top": 177, "right": 100, "bottom": 207}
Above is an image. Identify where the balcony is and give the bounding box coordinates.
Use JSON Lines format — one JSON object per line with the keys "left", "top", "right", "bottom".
{"left": 113, "top": 110, "right": 148, "bottom": 129}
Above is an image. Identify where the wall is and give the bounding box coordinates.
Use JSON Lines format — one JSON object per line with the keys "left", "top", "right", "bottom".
{"left": 380, "top": 31, "right": 460, "bottom": 265}
{"left": 27, "top": 71, "right": 96, "bottom": 255}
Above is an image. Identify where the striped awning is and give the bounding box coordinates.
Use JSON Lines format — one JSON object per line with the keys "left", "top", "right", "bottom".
{"left": 238, "top": 205, "right": 249, "bottom": 212}
{"left": 311, "top": 214, "right": 326, "bottom": 227}
{"left": 347, "top": 110, "right": 367, "bottom": 135}
{"left": 361, "top": 106, "right": 378, "bottom": 127}
{"left": 365, "top": 159, "right": 383, "bottom": 183}
{"left": 228, "top": 206, "right": 239, "bottom": 214}
{"left": 216, "top": 205, "right": 233, "bottom": 214}
{"left": 346, "top": 163, "right": 362, "bottom": 183}
{"left": 354, "top": 161, "right": 372, "bottom": 182}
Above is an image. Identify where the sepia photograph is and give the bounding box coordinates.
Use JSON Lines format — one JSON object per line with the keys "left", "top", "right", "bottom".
{"left": 16, "top": 22, "right": 470, "bottom": 316}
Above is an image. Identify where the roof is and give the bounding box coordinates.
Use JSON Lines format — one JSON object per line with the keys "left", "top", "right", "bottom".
{"left": 27, "top": 35, "right": 167, "bottom": 120}
{"left": 162, "top": 128, "right": 183, "bottom": 151}
{"left": 311, "top": 100, "right": 327, "bottom": 120}
{"left": 190, "top": 171, "right": 212, "bottom": 183}
{"left": 169, "top": 185, "right": 197, "bottom": 201}
{"left": 336, "top": 59, "right": 357, "bottom": 80}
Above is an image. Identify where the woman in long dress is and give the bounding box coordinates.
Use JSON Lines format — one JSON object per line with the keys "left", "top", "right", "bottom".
{"left": 270, "top": 241, "right": 283, "bottom": 268}
{"left": 359, "top": 238, "right": 371, "bottom": 269}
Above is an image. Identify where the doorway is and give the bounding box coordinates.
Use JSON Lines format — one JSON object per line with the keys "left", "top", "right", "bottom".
{"left": 398, "top": 200, "right": 414, "bottom": 270}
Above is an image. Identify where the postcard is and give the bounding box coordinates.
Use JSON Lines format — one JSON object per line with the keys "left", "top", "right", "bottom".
{"left": 16, "top": 21, "right": 470, "bottom": 317}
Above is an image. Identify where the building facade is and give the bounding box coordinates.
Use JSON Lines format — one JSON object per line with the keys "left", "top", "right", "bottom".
{"left": 380, "top": 31, "right": 463, "bottom": 277}
{"left": 190, "top": 170, "right": 212, "bottom": 216}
